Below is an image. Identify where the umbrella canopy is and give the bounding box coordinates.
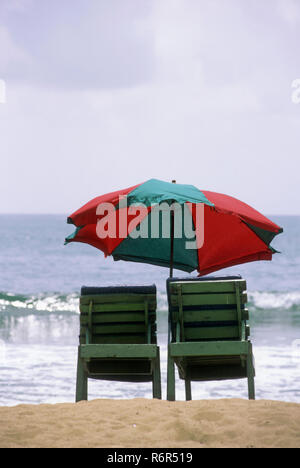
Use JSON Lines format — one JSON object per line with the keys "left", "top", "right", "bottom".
{"left": 65, "top": 179, "right": 283, "bottom": 276}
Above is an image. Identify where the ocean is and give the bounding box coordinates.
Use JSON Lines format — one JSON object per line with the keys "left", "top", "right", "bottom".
{"left": 0, "top": 214, "right": 299, "bottom": 406}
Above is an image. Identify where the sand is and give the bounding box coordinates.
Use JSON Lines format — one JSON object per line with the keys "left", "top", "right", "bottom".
{"left": 0, "top": 398, "right": 299, "bottom": 448}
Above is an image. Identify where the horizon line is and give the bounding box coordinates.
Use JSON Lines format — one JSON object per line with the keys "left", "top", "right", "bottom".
{"left": 0, "top": 212, "right": 299, "bottom": 217}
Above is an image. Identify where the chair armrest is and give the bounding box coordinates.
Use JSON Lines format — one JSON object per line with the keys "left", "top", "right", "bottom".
{"left": 79, "top": 344, "right": 158, "bottom": 359}
{"left": 169, "top": 340, "right": 250, "bottom": 357}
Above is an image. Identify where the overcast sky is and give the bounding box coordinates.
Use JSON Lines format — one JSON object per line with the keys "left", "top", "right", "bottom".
{"left": 0, "top": 0, "right": 299, "bottom": 215}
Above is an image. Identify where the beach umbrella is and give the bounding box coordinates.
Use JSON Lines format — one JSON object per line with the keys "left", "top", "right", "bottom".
{"left": 65, "top": 178, "right": 283, "bottom": 277}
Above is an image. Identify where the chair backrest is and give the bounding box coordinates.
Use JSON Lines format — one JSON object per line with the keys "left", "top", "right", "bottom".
{"left": 167, "top": 277, "right": 249, "bottom": 343}
{"left": 79, "top": 285, "right": 157, "bottom": 345}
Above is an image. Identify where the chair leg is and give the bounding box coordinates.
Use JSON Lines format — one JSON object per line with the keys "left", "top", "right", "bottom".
{"left": 247, "top": 344, "right": 255, "bottom": 400}
{"left": 185, "top": 379, "right": 192, "bottom": 401}
{"left": 152, "top": 348, "right": 162, "bottom": 400}
{"left": 167, "top": 349, "right": 176, "bottom": 401}
{"left": 76, "top": 348, "right": 88, "bottom": 402}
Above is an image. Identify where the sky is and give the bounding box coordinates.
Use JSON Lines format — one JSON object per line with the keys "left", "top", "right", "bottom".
{"left": 0, "top": 0, "right": 299, "bottom": 215}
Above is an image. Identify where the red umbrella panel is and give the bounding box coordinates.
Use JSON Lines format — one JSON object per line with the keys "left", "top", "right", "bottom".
{"left": 65, "top": 179, "right": 283, "bottom": 276}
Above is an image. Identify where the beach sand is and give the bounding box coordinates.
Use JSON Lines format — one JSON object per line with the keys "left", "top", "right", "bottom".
{"left": 0, "top": 398, "right": 299, "bottom": 448}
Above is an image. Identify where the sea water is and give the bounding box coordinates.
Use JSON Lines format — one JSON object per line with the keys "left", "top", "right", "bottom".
{"left": 0, "top": 215, "right": 299, "bottom": 406}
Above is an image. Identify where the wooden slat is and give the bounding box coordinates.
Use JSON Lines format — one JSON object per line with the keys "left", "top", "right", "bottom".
{"left": 171, "top": 292, "right": 248, "bottom": 307}
{"left": 183, "top": 309, "right": 238, "bottom": 323}
{"left": 184, "top": 326, "right": 240, "bottom": 341}
{"left": 169, "top": 340, "right": 249, "bottom": 357}
{"left": 80, "top": 294, "right": 157, "bottom": 305}
{"left": 80, "top": 343, "right": 158, "bottom": 359}
{"left": 87, "top": 362, "right": 152, "bottom": 376}
{"left": 80, "top": 303, "right": 155, "bottom": 313}
{"left": 170, "top": 280, "right": 246, "bottom": 294}
{"left": 84, "top": 323, "right": 147, "bottom": 335}
{"left": 243, "top": 309, "right": 249, "bottom": 321}
{"left": 184, "top": 356, "right": 243, "bottom": 366}
{"left": 81, "top": 312, "right": 146, "bottom": 324}
{"left": 81, "top": 335, "right": 147, "bottom": 345}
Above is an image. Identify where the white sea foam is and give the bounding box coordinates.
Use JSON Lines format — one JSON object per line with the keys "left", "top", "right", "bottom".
{"left": 0, "top": 293, "right": 79, "bottom": 314}
{"left": 1, "top": 290, "right": 300, "bottom": 315}
{"left": 248, "top": 291, "right": 300, "bottom": 310}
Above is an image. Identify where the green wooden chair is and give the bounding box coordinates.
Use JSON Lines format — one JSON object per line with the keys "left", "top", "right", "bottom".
{"left": 76, "top": 285, "right": 161, "bottom": 401}
{"left": 166, "top": 276, "right": 255, "bottom": 401}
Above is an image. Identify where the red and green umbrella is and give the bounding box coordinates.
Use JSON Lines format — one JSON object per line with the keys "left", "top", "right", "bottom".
{"left": 65, "top": 178, "right": 283, "bottom": 277}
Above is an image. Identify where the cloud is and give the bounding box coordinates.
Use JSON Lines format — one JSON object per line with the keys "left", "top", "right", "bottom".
{"left": 2, "top": 73, "right": 298, "bottom": 214}
{"left": 277, "top": 0, "right": 300, "bottom": 26}
{"left": 1, "top": 0, "right": 34, "bottom": 14}
{"left": 0, "top": 26, "right": 32, "bottom": 73}
{"left": 0, "top": 0, "right": 300, "bottom": 214}
{"left": 0, "top": 0, "right": 154, "bottom": 89}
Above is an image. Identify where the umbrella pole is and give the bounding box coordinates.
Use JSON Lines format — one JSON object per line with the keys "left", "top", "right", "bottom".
{"left": 170, "top": 180, "right": 176, "bottom": 278}
{"left": 170, "top": 209, "right": 174, "bottom": 278}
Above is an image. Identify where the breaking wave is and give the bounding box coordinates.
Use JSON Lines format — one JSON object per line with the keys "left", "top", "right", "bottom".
{"left": 0, "top": 292, "right": 79, "bottom": 315}
{"left": 1, "top": 290, "right": 300, "bottom": 315}
{"left": 248, "top": 291, "right": 300, "bottom": 311}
